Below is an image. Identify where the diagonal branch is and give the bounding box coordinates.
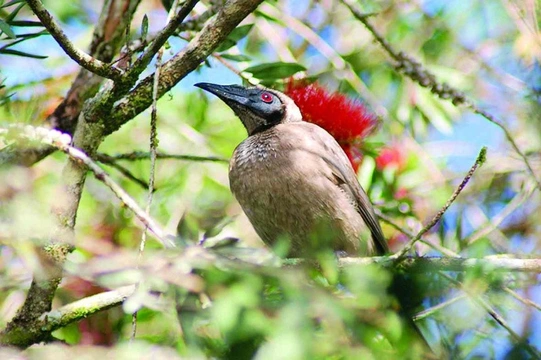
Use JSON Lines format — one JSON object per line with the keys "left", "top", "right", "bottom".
{"left": 391, "top": 147, "right": 487, "bottom": 259}
{"left": 127, "top": 0, "right": 200, "bottom": 76}
{"left": 2, "top": 0, "right": 142, "bottom": 167}
{"left": 440, "top": 272, "right": 540, "bottom": 358}
{"left": 3, "top": 126, "right": 173, "bottom": 247}
{"left": 25, "top": 0, "right": 123, "bottom": 80}
{"left": 105, "top": 0, "right": 265, "bottom": 135}
{"left": 375, "top": 210, "right": 460, "bottom": 258}
{"left": 340, "top": 0, "right": 541, "bottom": 192}
{"left": 0, "top": 285, "right": 135, "bottom": 348}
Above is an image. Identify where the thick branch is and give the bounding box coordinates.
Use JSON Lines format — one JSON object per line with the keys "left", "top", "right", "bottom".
{"left": 2, "top": 0, "right": 141, "bottom": 166}
{"left": 0, "top": 286, "right": 134, "bottom": 348}
{"left": 105, "top": 0, "right": 264, "bottom": 134}
{"left": 25, "top": 0, "right": 123, "bottom": 80}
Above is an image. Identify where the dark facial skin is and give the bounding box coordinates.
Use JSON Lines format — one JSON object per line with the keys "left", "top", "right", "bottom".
{"left": 195, "top": 83, "right": 285, "bottom": 135}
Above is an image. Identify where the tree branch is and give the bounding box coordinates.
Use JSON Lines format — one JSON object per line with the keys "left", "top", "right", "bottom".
{"left": 127, "top": 0, "right": 199, "bottom": 76}
{"left": 96, "top": 151, "right": 228, "bottom": 163}
{"left": 340, "top": 0, "right": 541, "bottom": 192}
{"left": 0, "top": 286, "right": 135, "bottom": 348}
{"left": 25, "top": 0, "right": 123, "bottom": 80}
{"left": 2, "top": 0, "right": 142, "bottom": 166}
{"left": 105, "top": 0, "right": 265, "bottom": 135}
{"left": 391, "top": 147, "right": 486, "bottom": 259}
{"left": 336, "top": 256, "right": 541, "bottom": 273}
{"left": 3, "top": 126, "right": 173, "bottom": 247}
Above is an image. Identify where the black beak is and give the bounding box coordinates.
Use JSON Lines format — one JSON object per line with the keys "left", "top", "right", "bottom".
{"left": 195, "top": 82, "right": 250, "bottom": 107}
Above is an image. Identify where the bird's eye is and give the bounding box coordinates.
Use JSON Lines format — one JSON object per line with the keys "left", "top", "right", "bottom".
{"left": 260, "top": 92, "right": 273, "bottom": 103}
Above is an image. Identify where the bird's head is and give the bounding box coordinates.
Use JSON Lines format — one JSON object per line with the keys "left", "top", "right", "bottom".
{"left": 195, "top": 82, "right": 302, "bottom": 136}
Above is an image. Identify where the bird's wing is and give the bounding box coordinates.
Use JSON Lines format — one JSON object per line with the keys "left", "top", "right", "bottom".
{"left": 305, "top": 123, "right": 389, "bottom": 255}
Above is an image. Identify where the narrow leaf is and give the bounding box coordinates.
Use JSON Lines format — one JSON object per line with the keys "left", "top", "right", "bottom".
{"left": 243, "top": 62, "right": 306, "bottom": 80}
{"left": 141, "top": 14, "right": 149, "bottom": 41}
{"left": 0, "top": 48, "right": 47, "bottom": 59}
{"left": 7, "top": 20, "right": 43, "bottom": 27}
{"left": 219, "top": 54, "right": 251, "bottom": 62}
{"left": 0, "top": 19, "right": 16, "bottom": 39}
{"left": 216, "top": 24, "right": 254, "bottom": 52}
{"left": 0, "top": 0, "right": 25, "bottom": 9}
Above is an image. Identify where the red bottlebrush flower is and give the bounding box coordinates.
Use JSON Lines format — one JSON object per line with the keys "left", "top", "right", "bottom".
{"left": 285, "top": 81, "right": 378, "bottom": 171}
{"left": 375, "top": 145, "right": 407, "bottom": 171}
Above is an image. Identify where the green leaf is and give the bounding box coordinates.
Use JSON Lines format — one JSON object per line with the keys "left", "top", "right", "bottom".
{"left": 203, "top": 216, "right": 235, "bottom": 240}
{"left": 176, "top": 212, "right": 199, "bottom": 244}
{"left": 0, "top": 18, "right": 16, "bottom": 39}
{"left": 7, "top": 20, "right": 43, "bottom": 27}
{"left": 229, "top": 24, "right": 254, "bottom": 42}
{"left": 0, "top": 48, "right": 47, "bottom": 59}
{"left": 216, "top": 24, "right": 254, "bottom": 52}
{"left": 254, "top": 9, "right": 283, "bottom": 24}
{"left": 219, "top": 53, "right": 251, "bottom": 62}
{"left": 0, "top": 0, "right": 25, "bottom": 9}
{"left": 14, "top": 29, "right": 48, "bottom": 39}
{"left": 5, "top": 2, "right": 25, "bottom": 22}
{"left": 243, "top": 62, "right": 306, "bottom": 80}
{"left": 141, "top": 14, "right": 149, "bottom": 41}
{"left": 215, "top": 39, "right": 236, "bottom": 52}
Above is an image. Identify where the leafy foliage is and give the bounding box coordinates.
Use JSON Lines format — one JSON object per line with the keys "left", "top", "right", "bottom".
{"left": 1, "top": 0, "right": 540, "bottom": 358}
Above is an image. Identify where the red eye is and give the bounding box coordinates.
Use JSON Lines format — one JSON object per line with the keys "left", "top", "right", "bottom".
{"left": 260, "top": 92, "right": 273, "bottom": 103}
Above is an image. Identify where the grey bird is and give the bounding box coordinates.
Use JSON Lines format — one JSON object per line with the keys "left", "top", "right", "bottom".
{"left": 194, "top": 82, "right": 387, "bottom": 258}
{"left": 195, "top": 82, "right": 434, "bottom": 356}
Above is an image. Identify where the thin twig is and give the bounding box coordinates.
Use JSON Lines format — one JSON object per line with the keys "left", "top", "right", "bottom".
{"left": 440, "top": 273, "right": 540, "bottom": 358}
{"left": 376, "top": 210, "right": 460, "bottom": 258}
{"left": 6, "top": 126, "right": 173, "bottom": 247}
{"left": 177, "top": 1, "right": 222, "bottom": 33}
{"left": 25, "top": 0, "right": 122, "bottom": 80}
{"left": 391, "top": 147, "right": 487, "bottom": 259}
{"left": 334, "top": 256, "right": 541, "bottom": 273}
{"left": 340, "top": 0, "right": 541, "bottom": 192}
{"left": 213, "top": 53, "right": 257, "bottom": 85}
{"left": 97, "top": 151, "right": 228, "bottom": 163}
{"left": 464, "top": 177, "right": 536, "bottom": 245}
{"left": 128, "top": 0, "right": 199, "bottom": 76}
{"left": 413, "top": 293, "right": 468, "bottom": 321}
{"left": 101, "top": 159, "right": 149, "bottom": 189}
{"left": 132, "top": 0, "right": 182, "bottom": 341}
{"left": 503, "top": 287, "right": 541, "bottom": 312}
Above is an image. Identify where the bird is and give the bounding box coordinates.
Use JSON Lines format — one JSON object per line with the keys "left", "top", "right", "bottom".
{"left": 194, "top": 82, "right": 387, "bottom": 259}
{"left": 195, "top": 82, "right": 434, "bottom": 357}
